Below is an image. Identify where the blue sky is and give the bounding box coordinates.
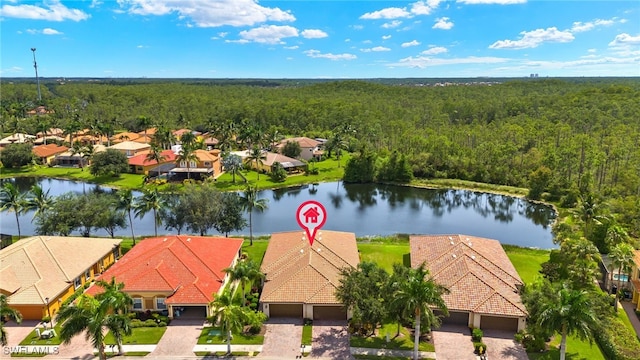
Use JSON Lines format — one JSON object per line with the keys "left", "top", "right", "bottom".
{"left": 1, "top": 0, "right": 638, "bottom": 78}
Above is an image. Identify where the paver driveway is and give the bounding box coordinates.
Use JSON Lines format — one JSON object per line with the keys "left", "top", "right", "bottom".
{"left": 432, "top": 324, "right": 476, "bottom": 360}
{"left": 310, "top": 320, "right": 352, "bottom": 360}
{"left": 260, "top": 318, "right": 303, "bottom": 358}
{"left": 482, "top": 329, "right": 528, "bottom": 360}
{"left": 150, "top": 318, "right": 205, "bottom": 357}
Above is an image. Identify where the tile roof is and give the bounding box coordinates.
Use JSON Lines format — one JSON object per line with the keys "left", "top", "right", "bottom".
{"left": 33, "top": 144, "right": 69, "bottom": 158}
{"left": 410, "top": 234, "right": 526, "bottom": 317}
{"left": 193, "top": 149, "right": 219, "bottom": 162}
{"left": 260, "top": 230, "right": 359, "bottom": 304}
{"left": 111, "top": 132, "right": 142, "bottom": 142}
{"left": 109, "top": 141, "right": 151, "bottom": 151}
{"left": 88, "top": 236, "right": 243, "bottom": 305}
{"left": 0, "top": 236, "right": 122, "bottom": 305}
{"left": 128, "top": 149, "right": 177, "bottom": 166}
{"left": 278, "top": 137, "right": 320, "bottom": 149}
{"left": 262, "top": 152, "right": 305, "bottom": 167}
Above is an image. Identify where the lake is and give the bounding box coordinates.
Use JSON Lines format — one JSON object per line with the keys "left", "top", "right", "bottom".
{"left": 1, "top": 178, "right": 557, "bottom": 248}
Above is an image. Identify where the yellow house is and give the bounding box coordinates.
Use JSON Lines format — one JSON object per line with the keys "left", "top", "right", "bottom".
{"left": 0, "top": 236, "right": 122, "bottom": 320}
{"left": 629, "top": 250, "right": 640, "bottom": 310}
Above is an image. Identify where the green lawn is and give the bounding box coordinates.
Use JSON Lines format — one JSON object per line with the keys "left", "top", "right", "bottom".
{"left": 302, "top": 324, "right": 313, "bottom": 346}
{"left": 350, "top": 323, "right": 434, "bottom": 352}
{"left": 242, "top": 238, "right": 269, "bottom": 264}
{"left": 503, "top": 244, "right": 551, "bottom": 285}
{"left": 19, "top": 324, "right": 63, "bottom": 346}
{"left": 358, "top": 243, "right": 410, "bottom": 273}
{"left": 617, "top": 304, "right": 636, "bottom": 334}
{"left": 197, "top": 327, "right": 264, "bottom": 345}
{"left": 528, "top": 335, "right": 605, "bottom": 360}
{"left": 0, "top": 166, "right": 145, "bottom": 189}
{"left": 104, "top": 327, "right": 167, "bottom": 345}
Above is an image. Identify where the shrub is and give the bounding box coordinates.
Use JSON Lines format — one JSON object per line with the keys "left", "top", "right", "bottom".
{"left": 144, "top": 319, "right": 158, "bottom": 327}
{"left": 593, "top": 317, "right": 640, "bottom": 360}
{"left": 474, "top": 342, "right": 487, "bottom": 354}
{"left": 158, "top": 321, "right": 167, "bottom": 327}
{"left": 471, "top": 328, "right": 483, "bottom": 342}
{"left": 41, "top": 316, "right": 51, "bottom": 324}
{"left": 303, "top": 318, "right": 313, "bottom": 326}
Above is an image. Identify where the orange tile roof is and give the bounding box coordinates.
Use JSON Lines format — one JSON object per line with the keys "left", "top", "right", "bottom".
{"left": 128, "top": 149, "right": 177, "bottom": 166}
{"left": 278, "top": 137, "right": 320, "bottom": 149}
{"left": 111, "top": 132, "right": 141, "bottom": 142}
{"left": 88, "top": 236, "right": 243, "bottom": 305}
{"left": 410, "top": 235, "right": 527, "bottom": 317}
{"left": 33, "top": 144, "right": 69, "bottom": 158}
{"left": 260, "top": 231, "right": 359, "bottom": 304}
{"left": 193, "top": 149, "right": 219, "bottom": 162}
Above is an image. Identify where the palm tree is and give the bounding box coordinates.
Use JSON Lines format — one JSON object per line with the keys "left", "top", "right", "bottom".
{"left": 609, "top": 243, "right": 635, "bottom": 304}
{"left": 223, "top": 260, "right": 264, "bottom": 305}
{"left": 246, "top": 148, "right": 266, "bottom": 180}
{"left": 222, "top": 154, "right": 247, "bottom": 184}
{"left": 0, "top": 294, "right": 23, "bottom": 346}
{"left": 177, "top": 146, "right": 198, "bottom": 180}
{"left": 0, "top": 182, "right": 26, "bottom": 239}
{"left": 134, "top": 188, "right": 166, "bottom": 237}
{"left": 57, "top": 294, "right": 131, "bottom": 360}
{"left": 208, "top": 291, "right": 248, "bottom": 356}
{"left": 240, "top": 185, "right": 268, "bottom": 246}
{"left": 145, "top": 144, "right": 166, "bottom": 165}
{"left": 94, "top": 277, "right": 133, "bottom": 355}
{"left": 136, "top": 115, "right": 153, "bottom": 141}
{"left": 117, "top": 189, "right": 136, "bottom": 245}
{"left": 24, "top": 184, "right": 54, "bottom": 220}
{"left": 392, "top": 263, "right": 449, "bottom": 360}
{"left": 537, "top": 284, "right": 597, "bottom": 360}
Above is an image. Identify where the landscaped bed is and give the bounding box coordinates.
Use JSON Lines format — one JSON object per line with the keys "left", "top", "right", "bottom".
{"left": 19, "top": 323, "right": 63, "bottom": 346}
{"left": 350, "top": 323, "right": 434, "bottom": 352}
{"left": 197, "top": 326, "right": 265, "bottom": 345}
{"left": 104, "top": 326, "right": 167, "bottom": 345}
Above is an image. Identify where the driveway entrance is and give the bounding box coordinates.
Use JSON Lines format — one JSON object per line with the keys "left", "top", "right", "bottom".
{"left": 150, "top": 318, "right": 205, "bottom": 357}
{"left": 311, "top": 320, "right": 352, "bottom": 359}
{"left": 432, "top": 324, "right": 476, "bottom": 360}
{"left": 260, "top": 318, "right": 303, "bottom": 358}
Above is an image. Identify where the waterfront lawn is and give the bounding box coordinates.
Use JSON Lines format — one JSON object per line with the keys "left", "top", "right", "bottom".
{"left": 502, "top": 245, "right": 551, "bottom": 285}
{"left": 197, "top": 327, "right": 264, "bottom": 345}
{"left": 104, "top": 327, "right": 167, "bottom": 345}
{"left": 357, "top": 243, "right": 410, "bottom": 273}
{"left": 412, "top": 178, "right": 528, "bottom": 197}
{"left": 350, "top": 323, "right": 434, "bottom": 352}
{"left": 1, "top": 165, "right": 144, "bottom": 189}
{"left": 242, "top": 238, "right": 269, "bottom": 264}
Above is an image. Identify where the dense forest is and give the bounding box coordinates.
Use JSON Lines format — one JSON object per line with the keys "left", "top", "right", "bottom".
{"left": 2, "top": 78, "right": 639, "bottom": 239}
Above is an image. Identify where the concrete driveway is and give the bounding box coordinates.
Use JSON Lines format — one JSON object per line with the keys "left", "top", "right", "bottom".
{"left": 310, "top": 320, "right": 352, "bottom": 360}
{"left": 259, "top": 318, "right": 303, "bottom": 358}
{"left": 150, "top": 318, "right": 205, "bottom": 357}
{"left": 432, "top": 324, "right": 477, "bottom": 360}
{"left": 482, "top": 330, "right": 528, "bottom": 360}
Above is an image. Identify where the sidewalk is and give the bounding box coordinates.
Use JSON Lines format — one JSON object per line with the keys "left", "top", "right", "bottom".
{"left": 621, "top": 300, "right": 640, "bottom": 339}
{"left": 102, "top": 344, "right": 157, "bottom": 353}
{"left": 192, "top": 344, "right": 262, "bottom": 353}
{"left": 351, "top": 346, "right": 437, "bottom": 359}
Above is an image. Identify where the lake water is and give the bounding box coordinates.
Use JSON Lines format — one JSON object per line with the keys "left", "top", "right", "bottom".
{"left": 1, "top": 178, "right": 557, "bottom": 248}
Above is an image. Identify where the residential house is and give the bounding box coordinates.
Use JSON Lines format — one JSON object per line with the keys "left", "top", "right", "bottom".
{"left": 237, "top": 150, "right": 307, "bottom": 174}
{"left": 0, "top": 236, "right": 121, "bottom": 320}
{"left": 170, "top": 149, "right": 222, "bottom": 181}
{"left": 260, "top": 230, "right": 359, "bottom": 320}
{"left": 32, "top": 144, "right": 69, "bottom": 165}
{"left": 628, "top": 251, "right": 640, "bottom": 310}
{"left": 110, "top": 132, "right": 142, "bottom": 144}
{"left": 276, "top": 137, "right": 323, "bottom": 161}
{"left": 128, "top": 149, "right": 177, "bottom": 175}
{"left": 108, "top": 141, "right": 151, "bottom": 158}
{"left": 54, "top": 144, "right": 106, "bottom": 167}
{"left": 26, "top": 106, "right": 55, "bottom": 117}
{"left": 173, "top": 128, "right": 201, "bottom": 141}
{"left": 87, "top": 235, "right": 243, "bottom": 319}
{"left": 35, "top": 128, "right": 64, "bottom": 139}
{"left": 410, "top": 234, "right": 527, "bottom": 332}
{"left": 33, "top": 136, "right": 66, "bottom": 145}
{"left": 0, "top": 133, "right": 36, "bottom": 148}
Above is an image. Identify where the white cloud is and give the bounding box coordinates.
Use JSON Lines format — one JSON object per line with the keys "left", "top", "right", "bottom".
{"left": 392, "top": 55, "right": 508, "bottom": 68}
{"left": 301, "top": 29, "right": 328, "bottom": 39}
{"left": 90, "top": 0, "right": 103, "bottom": 8}
{"left": 0, "top": 66, "right": 24, "bottom": 75}
{"left": 587, "top": 48, "right": 597, "bottom": 53}
{"left": 225, "top": 39, "right": 250, "bottom": 44}
{"left": 303, "top": 49, "right": 357, "bottom": 61}
{"left": 433, "top": 17, "right": 453, "bottom": 30}
{"left": 360, "top": 1, "right": 441, "bottom": 20}
{"left": 489, "top": 27, "right": 574, "bottom": 49}
{"left": 421, "top": 46, "right": 448, "bottom": 55}
{"left": 284, "top": 45, "right": 299, "bottom": 50}
{"left": 402, "top": 40, "right": 421, "bottom": 47}
{"left": 382, "top": 20, "right": 403, "bottom": 29}
{"left": 42, "top": 28, "right": 63, "bottom": 35}
{"left": 571, "top": 18, "right": 616, "bottom": 33}
{"left": 26, "top": 29, "right": 37, "bottom": 34}
{"left": 360, "top": 7, "right": 410, "bottom": 20}
{"left": 238, "top": 25, "right": 298, "bottom": 44}
{"left": 382, "top": 35, "right": 392, "bottom": 40}
{"left": 457, "top": 0, "right": 526, "bottom": 4}
{"left": 0, "top": 0, "right": 89, "bottom": 21}
{"left": 116, "top": 0, "right": 295, "bottom": 27}
{"left": 351, "top": 25, "right": 364, "bottom": 30}
{"left": 361, "top": 46, "right": 391, "bottom": 52}
{"left": 609, "top": 33, "right": 640, "bottom": 46}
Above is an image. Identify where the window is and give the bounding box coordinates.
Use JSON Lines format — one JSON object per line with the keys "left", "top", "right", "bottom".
{"left": 112, "top": 246, "right": 120, "bottom": 260}
{"left": 74, "top": 277, "right": 82, "bottom": 289}
{"left": 204, "top": 162, "right": 211, "bottom": 167}
{"left": 156, "top": 297, "right": 166, "bottom": 310}
{"left": 190, "top": 161, "right": 197, "bottom": 168}
{"left": 85, "top": 269, "right": 91, "bottom": 280}
{"left": 133, "top": 298, "right": 142, "bottom": 310}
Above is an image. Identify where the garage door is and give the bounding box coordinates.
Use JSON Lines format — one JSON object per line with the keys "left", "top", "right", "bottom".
{"left": 313, "top": 306, "right": 347, "bottom": 320}
{"left": 435, "top": 310, "right": 469, "bottom": 326}
{"left": 480, "top": 316, "right": 519, "bottom": 332}
{"left": 268, "top": 304, "right": 303, "bottom": 318}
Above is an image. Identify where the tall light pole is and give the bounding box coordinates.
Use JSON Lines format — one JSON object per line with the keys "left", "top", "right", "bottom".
{"left": 31, "top": 47, "right": 42, "bottom": 102}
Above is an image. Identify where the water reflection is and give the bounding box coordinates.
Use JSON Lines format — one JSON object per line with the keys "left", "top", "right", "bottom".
{"left": 1, "top": 178, "right": 556, "bottom": 248}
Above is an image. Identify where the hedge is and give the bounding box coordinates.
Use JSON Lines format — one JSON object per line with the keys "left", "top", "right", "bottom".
{"left": 593, "top": 317, "right": 640, "bottom": 360}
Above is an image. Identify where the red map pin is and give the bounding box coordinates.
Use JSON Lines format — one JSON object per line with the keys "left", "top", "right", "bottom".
{"left": 296, "top": 200, "right": 327, "bottom": 246}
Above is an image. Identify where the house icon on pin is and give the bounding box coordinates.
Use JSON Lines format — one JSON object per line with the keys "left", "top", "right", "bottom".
{"left": 303, "top": 207, "right": 320, "bottom": 223}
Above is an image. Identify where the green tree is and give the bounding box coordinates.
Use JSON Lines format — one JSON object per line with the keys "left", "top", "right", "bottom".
{"left": 240, "top": 185, "right": 268, "bottom": 246}
{"left": 536, "top": 284, "right": 598, "bottom": 360}
{"left": 221, "top": 153, "right": 246, "bottom": 184}
{"left": 24, "top": 184, "right": 55, "bottom": 220}
{"left": 0, "top": 143, "right": 34, "bottom": 168}
{"left": 343, "top": 148, "right": 376, "bottom": 183}
{"left": 282, "top": 141, "right": 302, "bottom": 158}
{"left": 136, "top": 115, "right": 153, "bottom": 141}
{"left": 213, "top": 192, "right": 247, "bottom": 236}
{"left": 93, "top": 278, "right": 133, "bottom": 355}
{"left": 207, "top": 291, "right": 250, "bottom": 356}
{"left": 177, "top": 138, "right": 198, "bottom": 180}
{"left": 0, "top": 182, "right": 26, "bottom": 238}
{"left": 116, "top": 189, "right": 136, "bottom": 245}
{"left": 385, "top": 263, "right": 412, "bottom": 337}
{"left": 609, "top": 243, "right": 635, "bottom": 301}
{"left": 245, "top": 148, "right": 266, "bottom": 180}
{"left": 336, "top": 262, "right": 389, "bottom": 336}
{"left": 134, "top": 188, "right": 166, "bottom": 237}
{"left": 90, "top": 149, "right": 129, "bottom": 177}
{"left": 223, "top": 260, "right": 264, "bottom": 305}
{"left": 145, "top": 144, "right": 166, "bottom": 165}
{"left": 528, "top": 166, "right": 553, "bottom": 200}
{"left": 0, "top": 294, "right": 23, "bottom": 346}
{"left": 392, "top": 263, "right": 449, "bottom": 360}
